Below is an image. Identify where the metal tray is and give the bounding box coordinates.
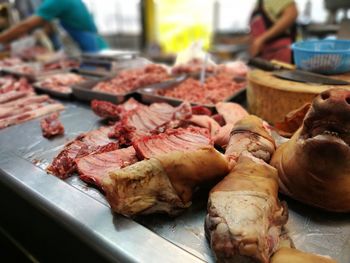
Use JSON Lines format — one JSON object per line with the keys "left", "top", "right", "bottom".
{"left": 33, "top": 69, "right": 107, "bottom": 99}
{"left": 0, "top": 101, "right": 349, "bottom": 263}
{"left": 137, "top": 77, "right": 247, "bottom": 110}
{"left": 71, "top": 76, "right": 135, "bottom": 104}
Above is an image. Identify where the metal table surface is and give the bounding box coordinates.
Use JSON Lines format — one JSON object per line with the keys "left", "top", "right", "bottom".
{"left": 0, "top": 101, "right": 349, "bottom": 262}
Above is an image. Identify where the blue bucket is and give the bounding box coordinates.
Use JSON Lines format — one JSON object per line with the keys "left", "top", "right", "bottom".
{"left": 292, "top": 40, "right": 350, "bottom": 74}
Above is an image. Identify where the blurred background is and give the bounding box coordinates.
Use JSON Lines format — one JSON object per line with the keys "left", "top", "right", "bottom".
{"left": 0, "top": 0, "right": 349, "bottom": 62}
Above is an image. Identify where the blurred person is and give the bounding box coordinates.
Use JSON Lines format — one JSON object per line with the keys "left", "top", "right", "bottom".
{"left": 0, "top": 0, "right": 107, "bottom": 52}
{"left": 249, "top": 0, "right": 298, "bottom": 63}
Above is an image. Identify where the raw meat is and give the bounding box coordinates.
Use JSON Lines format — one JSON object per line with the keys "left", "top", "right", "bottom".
{"left": 132, "top": 127, "right": 212, "bottom": 159}
{"left": 35, "top": 73, "right": 86, "bottom": 93}
{"left": 157, "top": 74, "right": 245, "bottom": 105}
{"left": 76, "top": 146, "right": 138, "bottom": 188}
{"left": 187, "top": 115, "right": 221, "bottom": 136}
{"left": 0, "top": 95, "right": 49, "bottom": 108}
{"left": 47, "top": 126, "right": 117, "bottom": 179}
{"left": 92, "top": 64, "right": 169, "bottom": 95}
{"left": 274, "top": 103, "right": 311, "bottom": 138}
{"left": 0, "top": 102, "right": 64, "bottom": 129}
{"left": 0, "top": 90, "right": 32, "bottom": 104}
{"left": 206, "top": 154, "right": 288, "bottom": 263}
{"left": 43, "top": 59, "right": 80, "bottom": 71}
{"left": 171, "top": 58, "right": 216, "bottom": 75}
{"left": 40, "top": 113, "right": 64, "bottom": 138}
{"left": 191, "top": 105, "right": 212, "bottom": 116}
{"left": 0, "top": 77, "right": 33, "bottom": 94}
{"left": 103, "top": 147, "right": 229, "bottom": 216}
{"left": 111, "top": 102, "right": 192, "bottom": 146}
{"left": 91, "top": 98, "right": 143, "bottom": 120}
{"left": 213, "top": 102, "right": 249, "bottom": 148}
{"left": 91, "top": 100, "right": 121, "bottom": 120}
{"left": 271, "top": 88, "right": 350, "bottom": 212}
{"left": 215, "top": 102, "right": 248, "bottom": 125}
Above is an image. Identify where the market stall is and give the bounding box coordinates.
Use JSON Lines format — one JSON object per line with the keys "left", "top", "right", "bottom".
{"left": 0, "top": 1, "right": 350, "bottom": 263}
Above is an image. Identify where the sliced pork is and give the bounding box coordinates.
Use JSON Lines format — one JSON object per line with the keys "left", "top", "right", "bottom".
{"left": 47, "top": 126, "right": 117, "bottom": 179}
{"left": 111, "top": 102, "right": 192, "bottom": 146}
{"left": 76, "top": 146, "right": 138, "bottom": 189}
{"left": 132, "top": 127, "right": 212, "bottom": 160}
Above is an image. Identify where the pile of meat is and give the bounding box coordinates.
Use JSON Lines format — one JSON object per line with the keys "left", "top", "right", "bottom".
{"left": 35, "top": 73, "right": 86, "bottom": 94}
{"left": 0, "top": 76, "right": 64, "bottom": 129}
{"left": 48, "top": 99, "right": 248, "bottom": 194}
{"left": 157, "top": 74, "right": 245, "bottom": 105}
{"left": 43, "top": 58, "right": 80, "bottom": 71}
{"left": 0, "top": 58, "right": 24, "bottom": 68}
{"left": 92, "top": 64, "right": 169, "bottom": 95}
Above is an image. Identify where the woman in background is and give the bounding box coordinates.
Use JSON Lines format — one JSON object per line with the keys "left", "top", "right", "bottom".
{"left": 249, "top": 0, "right": 298, "bottom": 63}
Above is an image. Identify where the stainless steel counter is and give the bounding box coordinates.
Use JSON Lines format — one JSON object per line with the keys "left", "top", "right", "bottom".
{"left": 0, "top": 101, "right": 349, "bottom": 262}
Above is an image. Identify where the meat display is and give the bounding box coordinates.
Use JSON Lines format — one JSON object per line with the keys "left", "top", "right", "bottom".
{"left": 92, "top": 64, "right": 169, "bottom": 95}
{"left": 91, "top": 99, "right": 122, "bottom": 120}
{"left": 102, "top": 147, "right": 229, "bottom": 216}
{"left": 47, "top": 126, "right": 117, "bottom": 178}
{"left": 205, "top": 154, "right": 288, "bottom": 263}
{"left": 271, "top": 248, "right": 337, "bottom": 263}
{"left": 91, "top": 99, "right": 143, "bottom": 121}
{"left": 132, "top": 127, "right": 212, "bottom": 159}
{"left": 111, "top": 102, "right": 192, "bottom": 145}
{"left": 43, "top": 58, "right": 80, "bottom": 71}
{"left": 213, "top": 102, "right": 249, "bottom": 148}
{"left": 157, "top": 74, "right": 245, "bottom": 105}
{"left": 77, "top": 147, "right": 138, "bottom": 189}
{"left": 35, "top": 73, "right": 86, "bottom": 94}
{"left": 0, "top": 77, "right": 64, "bottom": 129}
{"left": 40, "top": 113, "right": 64, "bottom": 138}
{"left": 0, "top": 58, "right": 24, "bottom": 68}
{"left": 0, "top": 77, "right": 33, "bottom": 94}
{"left": 271, "top": 88, "right": 350, "bottom": 212}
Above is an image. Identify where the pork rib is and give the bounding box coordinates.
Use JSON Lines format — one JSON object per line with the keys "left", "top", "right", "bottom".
{"left": 0, "top": 90, "right": 32, "bottom": 104}
{"left": 111, "top": 102, "right": 192, "bottom": 145}
{"left": 132, "top": 127, "right": 212, "bottom": 160}
{"left": 47, "top": 126, "right": 117, "bottom": 179}
{"left": 76, "top": 146, "right": 138, "bottom": 189}
{"left": 0, "top": 103, "right": 64, "bottom": 129}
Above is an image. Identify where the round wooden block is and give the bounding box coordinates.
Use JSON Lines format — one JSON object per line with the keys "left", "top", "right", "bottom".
{"left": 247, "top": 70, "right": 350, "bottom": 124}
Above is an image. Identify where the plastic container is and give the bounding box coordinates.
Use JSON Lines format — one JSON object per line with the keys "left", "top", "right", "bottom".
{"left": 292, "top": 40, "right": 350, "bottom": 74}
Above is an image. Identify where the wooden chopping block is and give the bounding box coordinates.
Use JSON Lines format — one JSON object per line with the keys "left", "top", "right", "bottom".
{"left": 247, "top": 69, "right": 350, "bottom": 124}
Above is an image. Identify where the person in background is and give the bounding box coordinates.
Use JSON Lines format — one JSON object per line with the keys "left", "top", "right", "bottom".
{"left": 249, "top": 0, "right": 298, "bottom": 63}
{"left": 0, "top": 0, "right": 107, "bottom": 53}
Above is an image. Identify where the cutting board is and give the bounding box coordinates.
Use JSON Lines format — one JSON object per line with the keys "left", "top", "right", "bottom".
{"left": 247, "top": 69, "right": 350, "bottom": 124}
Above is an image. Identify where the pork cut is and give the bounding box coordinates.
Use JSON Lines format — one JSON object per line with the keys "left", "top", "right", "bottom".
{"left": 103, "top": 147, "right": 229, "bottom": 216}
{"left": 90, "top": 98, "right": 143, "bottom": 120}
{"left": 47, "top": 126, "right": 117, "bottom": 178}
{"left": 40, "top": 113, "right": 64, "bottom": 138}
{"left": 76, "top": 146, "right": 138, "bottom": 189}
{"left": 0, "top": 102, "right": 64, "bottom": 129}
{"left": 132, "top": 127, "right": 212, "bottom": 160}
{"left": 111, "top": 102, "right": 192, "bottom": 146}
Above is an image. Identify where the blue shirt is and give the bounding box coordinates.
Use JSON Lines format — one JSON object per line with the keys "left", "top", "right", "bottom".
{"left": 36, "top": 0, "right": 107, "bottom": 52}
